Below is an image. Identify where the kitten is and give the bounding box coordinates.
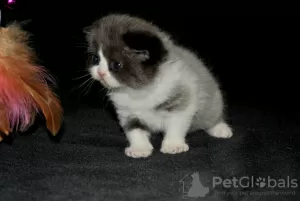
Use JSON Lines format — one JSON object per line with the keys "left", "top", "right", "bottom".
{"left": 84, "top": 14, "right": 233, "bottom": 158}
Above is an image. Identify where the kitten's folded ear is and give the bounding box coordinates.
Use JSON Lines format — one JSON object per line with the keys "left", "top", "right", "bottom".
{"left": 122, "top": 30, "right": 168, "bottom": 65}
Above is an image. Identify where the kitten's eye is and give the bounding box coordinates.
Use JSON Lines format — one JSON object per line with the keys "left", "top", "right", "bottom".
{"left": 91, "top": 54, "right": 100, "bottom": 65}
{"left": 109, "top": 61, "right": 122, "bottom": 70}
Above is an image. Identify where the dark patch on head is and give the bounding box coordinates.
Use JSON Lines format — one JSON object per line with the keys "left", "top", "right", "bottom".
{"left": 122, "top": 31, "right": 168, "bottom": 66}
{"left": 101, "top": 43, "right": 162, "bottom": 89}
{"left": 100, "top": 30, "right": 169, "bottom": 89}
{"left": 123, "top": 117, "right": 150, "bottom": 132}
{"left": 155, "top": 85, "right": 190, "bottom": 112}
{"left": 104, "top": 30, "right": 168, "bottom": 89}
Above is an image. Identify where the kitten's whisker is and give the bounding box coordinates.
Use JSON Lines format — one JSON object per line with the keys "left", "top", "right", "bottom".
{"left": 72, "top": 74, "right": 90, "bottom": 80}
{"left": 75, "top": 45, "right": 89, "bottom": 49}
{"left": 104, "top": 97, "right": 110, "bottom": 109}
{"left": 78, "top": 80, "right": 92, "bottom": 96}
{"left": 100, "top": 87, "right": 109, "bottom": 111}
{"left": 78, "top": 78, "right": 93, "bottom": 89}
{"left": 103, "top": 88, "right": 113, "bottom": 109}
{"left": 87, "top": 50, "right": 95, "bottom": 54}
{"left": 72, "top": 36, "right": 87, "bottom": 43}
{"left": 76, "top": 46, "right": 88, "bottom": 49}
{"left": 99, "top": 87, "right": 107, "bottom": 94}
{"left": 77, "top": 78, "right": 96, "bottom": 97}
{"left": 70, "top": 77, "right": 93, "bottom": 92}
{"left": 83, "top": 80, "right": 95, "bottom": 96}
{"left": 76, "top": 69, "right": 88, "bottom": 73}
{"left": 74, "top": 41, "right": 88, "bottom": 45}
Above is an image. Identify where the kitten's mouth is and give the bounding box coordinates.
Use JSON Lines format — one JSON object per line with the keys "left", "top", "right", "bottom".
{"left": 98, "top": 78, "right": 109, "bottom": 88}
{"left": 100, "top": 77, "right": 114, "bottom": 89}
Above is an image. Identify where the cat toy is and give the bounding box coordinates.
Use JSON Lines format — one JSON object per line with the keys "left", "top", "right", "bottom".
{"left": 0, "top": 6, "right": 63, "bottom": 142}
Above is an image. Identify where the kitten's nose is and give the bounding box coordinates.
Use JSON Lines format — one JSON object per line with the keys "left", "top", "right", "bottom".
{"left": 98, "top": 71, "right": 106, "bottom": 78}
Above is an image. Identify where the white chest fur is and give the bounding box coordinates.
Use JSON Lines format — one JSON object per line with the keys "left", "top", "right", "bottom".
{"left": 108, "top": 59, "right": 196, "bottom": 132}
{"left": 109, "top": 59, "right": 195, "bottom": 131}
{"left": 109, "top": 88, "right": 170, "bottom": 131}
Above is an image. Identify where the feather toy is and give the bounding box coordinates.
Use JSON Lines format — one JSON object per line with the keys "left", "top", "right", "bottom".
{"left": 0, "top": 22, "right": 63, "bottom": 142}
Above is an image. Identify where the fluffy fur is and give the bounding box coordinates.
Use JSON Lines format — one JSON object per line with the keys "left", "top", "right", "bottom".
{"left": 0, "top": 23, "right": 63, "bottom": 141}
{"left": 84, "top": 14, "right": 233, "bottom": 158}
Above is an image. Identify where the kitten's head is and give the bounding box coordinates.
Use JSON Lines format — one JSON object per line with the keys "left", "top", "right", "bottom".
{"left": 84, "top": 14, "right": 169, "bottom": 90}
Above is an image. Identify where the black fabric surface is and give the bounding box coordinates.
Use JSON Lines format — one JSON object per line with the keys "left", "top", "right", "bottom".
{"left": 1, "top": 4, "right": 300, "bottom": 200}
{"left": 1, "top": 102, "right": 299, "bottom": 201}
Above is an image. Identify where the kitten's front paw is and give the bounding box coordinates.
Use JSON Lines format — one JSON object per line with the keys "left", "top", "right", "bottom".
{"left": 160, "top": 140, "right": 189, "bottom": 154}
{"left": 207, "top": 122, "right": 233, "bottom": 138}
{"left": 125, "top": 146, "right": 153, "bottom": 158}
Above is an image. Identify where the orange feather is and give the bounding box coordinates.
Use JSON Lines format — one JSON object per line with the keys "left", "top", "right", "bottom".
{"left": 0, "top": 22, "right": 63, "bottom": 141}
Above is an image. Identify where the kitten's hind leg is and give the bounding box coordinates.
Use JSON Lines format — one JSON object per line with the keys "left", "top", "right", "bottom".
{"left": 123, "top": 118, "right": 153, "bottom": 158}
{"left": 160, "top": 113, "right": 192, "bottom": 154}
{"left": 206, "top": 121, "right": 233, "bottom": 138}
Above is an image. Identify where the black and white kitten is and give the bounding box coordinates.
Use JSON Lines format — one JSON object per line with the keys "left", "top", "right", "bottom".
{"left": 84, "top": 14, "right": 233, "bottom": 158}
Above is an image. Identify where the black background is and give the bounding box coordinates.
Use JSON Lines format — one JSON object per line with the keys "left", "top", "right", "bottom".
{"left": 2, "top": 2, "right": 299, "bottom": 118}
{"left": 1, "top": 2, "right": 300, "bottom": 200}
